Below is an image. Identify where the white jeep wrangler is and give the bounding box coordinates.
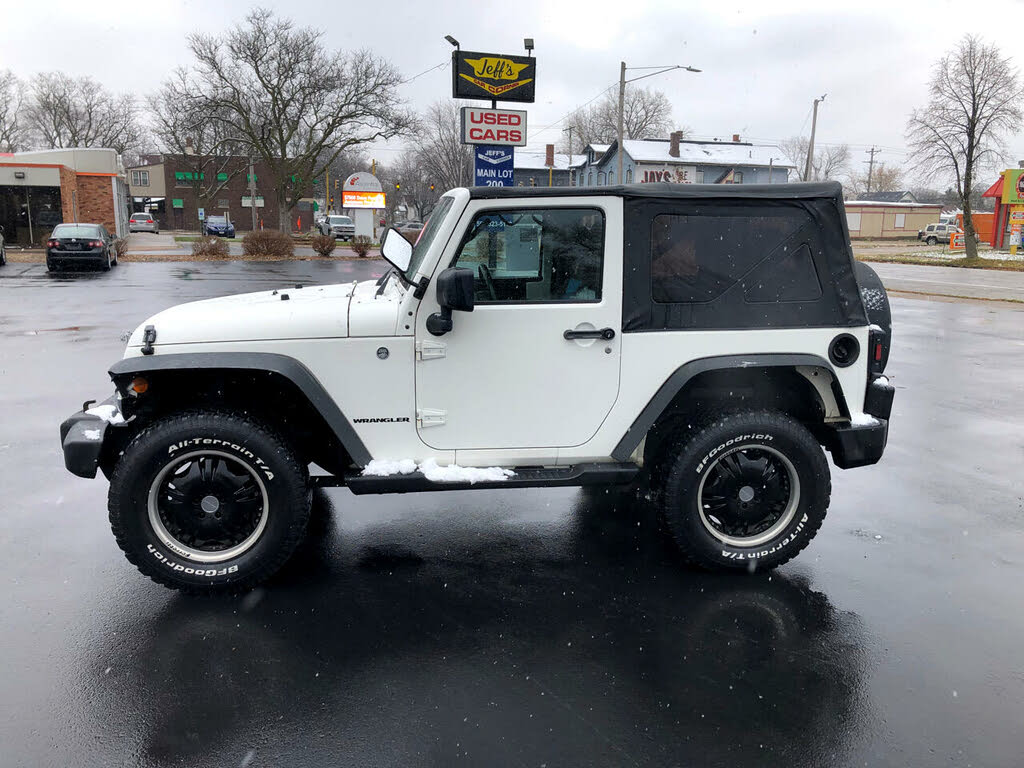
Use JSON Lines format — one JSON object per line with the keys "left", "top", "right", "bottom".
{"left": 60, "top": 182, "right": 894, "bottom": 593}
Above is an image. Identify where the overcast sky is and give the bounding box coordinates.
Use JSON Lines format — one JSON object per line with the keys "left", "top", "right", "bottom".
{"left": 3, "top": 0, "right": 1023, "bottom": 186}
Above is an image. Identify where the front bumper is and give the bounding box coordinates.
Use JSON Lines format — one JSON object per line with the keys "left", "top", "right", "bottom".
{"left": 824, "top": 376, "right": 895, "bottom": 470}
{"left": 59, "top": 395, "right": 124, "bottom": 479}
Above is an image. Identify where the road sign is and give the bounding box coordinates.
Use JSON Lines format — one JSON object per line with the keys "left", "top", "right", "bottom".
{"left": 197, "top": 208, "right": 205, "bottom": 221}
{"left": 461, "top": 107, "right": 527, "bottom": 146}
{"left": 474, "top": 145, "right": 515, "bottom": 187}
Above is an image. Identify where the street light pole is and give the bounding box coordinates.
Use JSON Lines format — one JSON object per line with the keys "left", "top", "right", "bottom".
{"left": 617, "top": 63, "right": 701, "bottom": 185}
{"left": 563, "top": 125, "right": 574, "bottom": 186}
{"left": 617, "top": 61, "right": 626, "bottom": 184}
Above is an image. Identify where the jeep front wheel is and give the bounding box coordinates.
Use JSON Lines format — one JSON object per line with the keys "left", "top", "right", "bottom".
{"left": 658, "top": 410, "right": 830, "bottom": 571}
{"left": 108, "top": 410, "right": 311, "bottom": 593}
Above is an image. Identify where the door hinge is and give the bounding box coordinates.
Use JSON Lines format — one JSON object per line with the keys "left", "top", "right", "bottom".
{"left": 416, "top": 408, "right": 447, "bottom": 428}
{"left": 416, "top": 340, "right": 447, "bottom": 361}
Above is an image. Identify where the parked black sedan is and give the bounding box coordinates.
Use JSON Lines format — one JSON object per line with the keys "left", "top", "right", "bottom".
{"left": 46, "top": 223, "right": 118, "bottom": 272}
{"left": 202, "top": 216, "right": 236, "bottom": 238}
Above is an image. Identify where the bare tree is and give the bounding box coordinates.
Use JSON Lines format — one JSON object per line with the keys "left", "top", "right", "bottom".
{"left": 412, "top": 101, "right": 473, "bottom": 193}
{"left": 185, "top": 9, "right": 414, "bottom": 230}
{"left": 0, "top": 70, "right": 27, "bottom": 152}
{"left": 907, "top": 35, "right": 1024, "bottom": 259}
{"left": 148, "top": 70, "right": 249, "bottom": 228}
{"left": 849, "top": 162, "right": 904, "bottom": 197}
{"left": 24, "top": 72, "right": 146, "bottom": 157}
{"left": 564, "top": 86, "right": 675, "bottom": 148}
{"left": 780, "top": 136, "right": 850, "bottom": 182}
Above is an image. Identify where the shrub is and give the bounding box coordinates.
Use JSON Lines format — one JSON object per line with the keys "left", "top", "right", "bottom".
{"left": 311, "top": 234, "right": 337, "bottom": 257}
{"left": 242, "top": 230, "right": 295, "bottom": 258}
{"left": 113, "top": 237, "right": 128, "bottom": 259}
{"left": 191, "top": 236, "right": 230, "bottom": 258}
{"left": 350, "top": 235, "right": 373, "bottom": 257}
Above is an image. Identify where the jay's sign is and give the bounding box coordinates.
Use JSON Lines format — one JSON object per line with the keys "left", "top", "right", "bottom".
{"left": 452, "top": 50, "right": 536, "bottom": 103}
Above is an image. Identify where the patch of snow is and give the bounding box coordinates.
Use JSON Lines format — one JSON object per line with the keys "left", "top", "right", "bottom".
{"left": 82, "top": 428, "right": 102, "bottom": 441}
{"left": 868, "top": 323, "right": 884, "bottom": 332}
{"left": 362, "top": 459, "right": 418, "bottom": 477}
{"left": 362, "top": 458, "right": 515, "bottom": 483}
{"left": 874, "top": 376, "right": 889, "bottom": 386}
{"left": 419, "top": 459, "right": 515, "bottom": 484}
{"left": 85, "top": 404, "right": 125, "bottom": 425}
{"left": 849, "top": 412, "right": 880, "bottom": 427}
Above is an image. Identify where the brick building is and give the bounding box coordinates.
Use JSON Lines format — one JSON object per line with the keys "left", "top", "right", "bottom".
{"left": 0, "top": 148, "right": 130, "bottom": 245}
{"left": 128, "top": 154, "right": 315, "bottom": 232}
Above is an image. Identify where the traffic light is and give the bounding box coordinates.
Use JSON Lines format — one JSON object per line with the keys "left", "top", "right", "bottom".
{"left": 395, "top": 182, "right": 401, "bottom": 191}
{"left": 429, "top": 183, "right": 435, "bottom": 191}
{"left": 334, "top": 179, "right": 338, "bottom": 189}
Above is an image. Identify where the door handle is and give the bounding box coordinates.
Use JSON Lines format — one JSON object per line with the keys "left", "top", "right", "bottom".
{"left": 563, "top": 327, "right": 615, "bottom": 341}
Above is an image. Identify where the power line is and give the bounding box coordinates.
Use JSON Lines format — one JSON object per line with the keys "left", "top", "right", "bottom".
{"left": 400, "top": 59, "right": 449, "bottom": 85}
{"left": 526, "top": 82, "right": 618, "bottom": 140}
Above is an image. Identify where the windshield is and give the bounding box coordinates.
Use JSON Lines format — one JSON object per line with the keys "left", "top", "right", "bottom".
{"left": 207, "top": 216, "right": 227, "bottom": 225}
{"left": 52, "top": 224, "right": 101, "bottom": 238}
{"left": 403, "top": 197, "right": 454, "bottom": 281}
{"left": 330, "top": 216, "right": 352, "bottom": 224}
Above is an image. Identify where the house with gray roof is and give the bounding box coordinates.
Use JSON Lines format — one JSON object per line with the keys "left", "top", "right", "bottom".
{"left": 576, "top": 132, "right": 793, "bottom": 187}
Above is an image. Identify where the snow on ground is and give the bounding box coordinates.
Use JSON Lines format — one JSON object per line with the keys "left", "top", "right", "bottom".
{"left": 362, "top": 458, "right": 515, "bottom": 483}
{"left": 911, "top": 249, "right": 1024, "bottom": 262}
{"left": 85, "top": 404, "right": 124, "bottom": 424}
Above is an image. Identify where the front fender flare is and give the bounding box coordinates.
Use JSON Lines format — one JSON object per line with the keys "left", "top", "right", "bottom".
{"left": 109, "top": 352, "right": 372, "bottom": 467}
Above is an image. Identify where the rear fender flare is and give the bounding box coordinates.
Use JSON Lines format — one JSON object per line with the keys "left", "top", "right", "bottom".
{"left": 611, "top": 353, "right": 845, "bottom": 461}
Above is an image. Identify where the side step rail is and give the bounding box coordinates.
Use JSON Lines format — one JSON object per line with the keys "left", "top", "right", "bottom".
{"left": 314, "top": 462, "right": 640, "bottom": 495}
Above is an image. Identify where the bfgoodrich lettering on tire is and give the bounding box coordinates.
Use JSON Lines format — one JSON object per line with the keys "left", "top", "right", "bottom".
{"left": 658, "top": 410, "right": 830, "bottom": 571}
{"left": 108, "top": 409, "right": 311, "bottom": 593}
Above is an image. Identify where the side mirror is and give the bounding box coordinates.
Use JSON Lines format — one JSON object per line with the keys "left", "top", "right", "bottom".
{"left": 380, "top": 227, "right": 412, "bottom": 272}
{"left": 426, "top": 267, "right": 475, "bottom": 336}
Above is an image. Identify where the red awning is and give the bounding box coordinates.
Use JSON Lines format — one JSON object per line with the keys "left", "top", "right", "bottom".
{"left": 982, "top": 175, "right": 1004, "bottom": 198}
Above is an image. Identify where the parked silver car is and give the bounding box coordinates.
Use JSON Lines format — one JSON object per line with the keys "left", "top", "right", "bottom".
{"left": 319, "top": 215, "right": 355, "bottom": 241}
{"left": 129, "top": 212, "right": 159, "bottom": 234}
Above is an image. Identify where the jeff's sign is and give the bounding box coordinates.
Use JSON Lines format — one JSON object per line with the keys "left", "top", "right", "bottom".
{"left": 460, "top": 107, "right": 527, "bottom": 146}
{"left": 452, "top": 50, "right": 536, "bottom": 103}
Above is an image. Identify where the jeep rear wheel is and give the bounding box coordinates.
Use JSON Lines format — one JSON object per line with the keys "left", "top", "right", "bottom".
{"left": 108, "top": 410, "right": 311, "bottom": 593}
{"left": 658, "top": 410, "right": 830, "bottom": 571}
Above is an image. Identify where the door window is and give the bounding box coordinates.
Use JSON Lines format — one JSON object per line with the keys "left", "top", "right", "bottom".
{"left": 452, "top": 208, "right": 605, "bottom": 303}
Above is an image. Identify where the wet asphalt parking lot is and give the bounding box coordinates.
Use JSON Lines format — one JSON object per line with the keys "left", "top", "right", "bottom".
{"left": 1, "top": 260, "right": 1023, "bottom": 767}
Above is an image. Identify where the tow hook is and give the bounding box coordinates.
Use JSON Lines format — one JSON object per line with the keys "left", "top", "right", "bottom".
{"left": 141, "top": 325, "right": 157, "bottom": 355}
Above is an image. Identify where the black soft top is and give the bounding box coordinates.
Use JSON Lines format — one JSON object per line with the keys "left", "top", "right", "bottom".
{"left": 467, "top": 181, "right": 844, "bottom": 203}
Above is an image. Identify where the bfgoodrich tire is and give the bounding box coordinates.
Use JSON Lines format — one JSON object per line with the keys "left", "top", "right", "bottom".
{"left": 658, "top": 410, "right": 830, "bottom": 571}
{"left": 108, "top": 410, "right": 311, "bottom": 593}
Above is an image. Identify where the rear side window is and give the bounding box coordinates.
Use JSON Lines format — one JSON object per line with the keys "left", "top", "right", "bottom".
{"left": 452, "top": 208, "right": 605, "bottom": 303}
{"left": 651, "top": 213, "right": 821, "bottom": 304}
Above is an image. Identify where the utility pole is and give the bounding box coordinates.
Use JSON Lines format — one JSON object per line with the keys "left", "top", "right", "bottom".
{"left": 248, "top": 157, "right": 257, "bottom": 232}
{"left": 325, "top": 168, "right": 330, "bottom": 214}
{"left": 563, "top": 125, "right": 574, "bottom": 186}
{"left": 864, "top": 147, "right": 880, "bottom": 193}
{"left": 804, "top": 94, "right": 827, "bottom": 182}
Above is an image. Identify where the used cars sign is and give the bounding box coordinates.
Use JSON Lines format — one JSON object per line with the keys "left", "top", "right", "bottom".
{"left": 452, "top": 50, "right": 536, "bottom": 103}
{"left": 460, "top": 107, "right": 527, "bottom": 146}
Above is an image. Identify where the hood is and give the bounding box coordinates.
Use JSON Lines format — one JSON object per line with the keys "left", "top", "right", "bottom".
{"left": 125, "top": 282, "right": 356, "bottom": 349}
